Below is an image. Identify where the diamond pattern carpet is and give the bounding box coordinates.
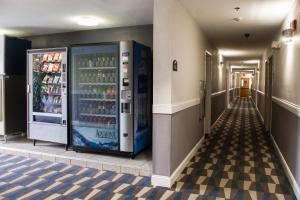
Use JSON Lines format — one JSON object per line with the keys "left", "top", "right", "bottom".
{"left": 172, "top": 97, "right": 296, "bottom": 199}
{"left": 0, "top": 97, "right": 296, "bottom": 199}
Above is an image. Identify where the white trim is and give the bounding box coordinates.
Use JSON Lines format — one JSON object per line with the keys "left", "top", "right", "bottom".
{"left": 272, "top": 96, "right": 300, "bottom": 117}
{"left": 270, "top": 135, "right": 300, "bottom": 199}
{"left": 257, "top": 90, "right": 265, "bottom": 96}
{"left": 153, "top": 98, "right": 200, "bottom": 114}
{"left": 251, "top": 97, "right": 264, "bottom": 123}
{"left": 257, "top": 107, "right": 264, "bottom": 123}
{"left": 151, "top": 136, "right": 204, "bottom": 188}
{"left": 211, "top": 109, "right": 226, "bottom": 129}
{"left": 171, "top": 98, "right": 200, "bottom": 114}
{"left": 211, "top": 90, "right": 226, "bottom": 97}
{"left": 152, "top": 104, "right": 172, "bottom": 114}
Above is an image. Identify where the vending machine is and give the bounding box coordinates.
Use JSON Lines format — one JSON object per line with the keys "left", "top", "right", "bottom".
{"left": 69, "top": 41, "right": 152, "bottom": 157}
{"left": 27, "top": 48, "right": 68, "bottom": 146}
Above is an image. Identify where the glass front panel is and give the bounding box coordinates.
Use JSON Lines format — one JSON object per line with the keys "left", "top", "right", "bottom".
{"left": 71, "top": 44, "right": 119, "bottom": 151}
{"left": 32, "top": 52, "right": 63, "bottom": 123}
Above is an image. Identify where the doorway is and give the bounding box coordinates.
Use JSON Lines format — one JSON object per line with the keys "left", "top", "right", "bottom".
{"left": 204, "top": 51, "right": 212, "bottom": 134}
{"left": 240, "top": 77, "right": 250, "bottom": 97}
{"left": 264, "top": 56, "right": 273, "bottom": 132}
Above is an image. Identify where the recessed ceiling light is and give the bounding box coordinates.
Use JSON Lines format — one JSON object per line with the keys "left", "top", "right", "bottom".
{"left": 77, "top": 17, "right": 100, "bottom": 26}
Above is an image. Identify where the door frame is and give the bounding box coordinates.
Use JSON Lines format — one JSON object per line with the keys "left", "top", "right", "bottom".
{"left": 264, "top": 56, "right": 273, "bottom": 132}
{"left": 204, "top": 50, "right": 212, "bottom": 134}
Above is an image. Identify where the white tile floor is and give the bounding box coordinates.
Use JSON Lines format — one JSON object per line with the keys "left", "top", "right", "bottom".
{"left": 0, "top": 136, "right": 152, "bottom": 176}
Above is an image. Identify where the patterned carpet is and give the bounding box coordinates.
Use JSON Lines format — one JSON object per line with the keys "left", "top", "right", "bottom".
{"left": 0, "top": 97, "right": 296, "bottom": 199}
{"left": 172, "top": 97, "right": 296, "bottom": 200}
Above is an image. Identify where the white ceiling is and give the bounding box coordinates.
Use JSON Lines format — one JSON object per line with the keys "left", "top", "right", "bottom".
{"left": 0, "top": 0, "right": 153, "bottom": 36}
{"left": 180, "top": 0, "right": 294, "bottom": 58}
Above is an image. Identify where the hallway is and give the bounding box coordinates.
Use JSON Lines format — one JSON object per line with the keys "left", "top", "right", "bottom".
{"left": 0, "top": 97, "right": 295, "bottom": 199}
{"left": 172, "top": 97, "right": 296, "bottom": 199}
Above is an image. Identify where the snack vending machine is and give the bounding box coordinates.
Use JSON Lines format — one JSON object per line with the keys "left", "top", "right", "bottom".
{"left": 69, "top": 41, "right": 152, "bottom": 157}
{"left": 27, "top": 48, "right": 68, "bottom": 146}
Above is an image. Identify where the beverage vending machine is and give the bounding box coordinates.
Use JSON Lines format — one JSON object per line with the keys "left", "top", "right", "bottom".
{"left": 27, "top": 48, "right": 68, "bottom": 146}
{"left": 69, "top": 41, "right": 152, "bottom": 157}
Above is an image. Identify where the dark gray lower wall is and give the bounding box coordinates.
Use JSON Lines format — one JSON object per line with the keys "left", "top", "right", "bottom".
{"left": 170, "top": 104, "right": 204, "bottom": 173}
{"left": 211, "top": 92, "right": 226, "bottom": 125}
{"left": 271, "top": 101, "right": 300, "bottom": 186}
{"left": 152, "top": 114, "right": 172, "bottom": 176}
{"left": 229, "top": 88, "right": 239, "bottom": 105}
{"left": 257, "top": 92, "right": 265, "bottom": 121}
{"left": 26, "top": 25, "right": 153, "bottom": 48}
{"left": 153, "top": 104, "right": 204, "bottom": 176}
{"left": 251, "top": 89, "right": 256, "bottom": 104}
{"left": 229, "top": 89, "right": 234, "bottom": 104}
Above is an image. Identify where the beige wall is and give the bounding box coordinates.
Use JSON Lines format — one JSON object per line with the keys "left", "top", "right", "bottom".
{"left": 153, "top": 0, "right": 214, "bottom": 113}
{"left": 153, "top": 0, "right": 172, "bottom": 108}
{"left": 211, "top": 51, "right": 225, "bottom": 93}
{"left": 152, "top": 0, "right": 227, "bottom": 181}
{"left": 261, "top": 0, "right": 300, "bottom": 105}
{"left": 258, "top": 0, "right": 300, "bottom": 193}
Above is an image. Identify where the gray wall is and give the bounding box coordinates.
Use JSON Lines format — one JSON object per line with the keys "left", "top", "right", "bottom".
{"left": 272, "top": 101, "right": 300, "bottom": 184}
{"left": 152, "top": 114, "right": 172, "bottom": 176}
{"left": 170, "top": 104, "right": 204, "bottom": 173}
{"left": 229, "top": 89, "right": 234, "bottom": 104}
{"left": 211, "top": 93, "right": 226, "bottom": 125}
{"left": 152, "top": 0, "right": 212, "bottom": 178}
{"left": 251, "top": 89, "right": 256, "bottom": 104}
{"left": 153, "top": 104, "right": 204, "bottom": 176}
{"left": 257, "top": 92, "right": 265, "bottom": 121}
{"left": 256, "top": 0, "right": 300, "bottom": 190}
{"left": 27, "top": 25, "right": 153, "bottom": 48}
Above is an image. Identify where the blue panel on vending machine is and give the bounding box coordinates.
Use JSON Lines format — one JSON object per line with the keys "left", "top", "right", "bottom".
{"left": 133, "top": 42, "right": 152, "bottom": 155}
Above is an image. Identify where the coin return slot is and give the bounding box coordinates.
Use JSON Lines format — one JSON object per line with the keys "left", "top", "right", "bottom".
{"left": 123, "top": 78, "right": 129, "bottom": 86}
{"left": 121, "top": 103, "right": 131, "bottom": 113}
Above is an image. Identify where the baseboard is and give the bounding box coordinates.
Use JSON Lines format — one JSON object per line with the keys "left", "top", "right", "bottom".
{"left": 151, "top": 136, "right": 204, "bottom": 188}
{"left": 270, "top": 134, "right": 300, "bottom": 199}
{"left": 211, "top": 109, "right": 226, "bottom": 130}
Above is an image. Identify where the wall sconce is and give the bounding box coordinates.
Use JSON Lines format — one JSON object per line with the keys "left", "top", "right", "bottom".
{"left": 282, "top": 28, "right": 294, "bottom": 44}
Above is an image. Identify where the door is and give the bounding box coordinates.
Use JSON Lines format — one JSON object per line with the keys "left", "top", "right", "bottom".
{"left": 70, "top": 44, "right": 119, "bottom": 151}
{"left": 240, "top": 78, "right": 250, "bottom": 97}
{"left": 204, "top": 51, "right": 212, "bottom": 134}
{"left": 0, "top": 75, "right": 4, "bottom": 135}
{"left": 264, "top": 56, "right": 273, "bottom": 132}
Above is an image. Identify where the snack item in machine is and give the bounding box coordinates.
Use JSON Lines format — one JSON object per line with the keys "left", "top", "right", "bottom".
{"left": 54, "top": 53, "right": 60, "bottom": 61}
{"left": 47, "top": 63, "right": 54, "bottom": 72}
{"left": 48, "top": 53, "right": 54, "bottom": 62}
{"left": 43, "top": 54, "right": 48, "bottom": 61}
{"left": 42, "top": 63, "right": 48, "bottom": 72}
{"left": 58, "top": 53, "right": 63, "bottom": 62}
{"left": 53, "top": 63, "right": 61, "bottom": 72}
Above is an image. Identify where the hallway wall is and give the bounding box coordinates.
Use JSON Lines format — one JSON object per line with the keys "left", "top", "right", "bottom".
{"left": 211, "top": 52, "right": 226, "bottom": 125}
{"left": 258, "top": 0, "right": 300, "bottom": 193}
{"left": 152, "top": 0, "right": 225, "bottom": 183}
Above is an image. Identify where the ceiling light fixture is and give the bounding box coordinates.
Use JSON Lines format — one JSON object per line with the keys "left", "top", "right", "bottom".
{"left": 232, "top": 17, "right": 243, "bottom": 22}
{"left": 234, "top": 7, "right": 240, "bottom": 12}
{"left": 77, "top": 16, "right": 101, "bottom": 26}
